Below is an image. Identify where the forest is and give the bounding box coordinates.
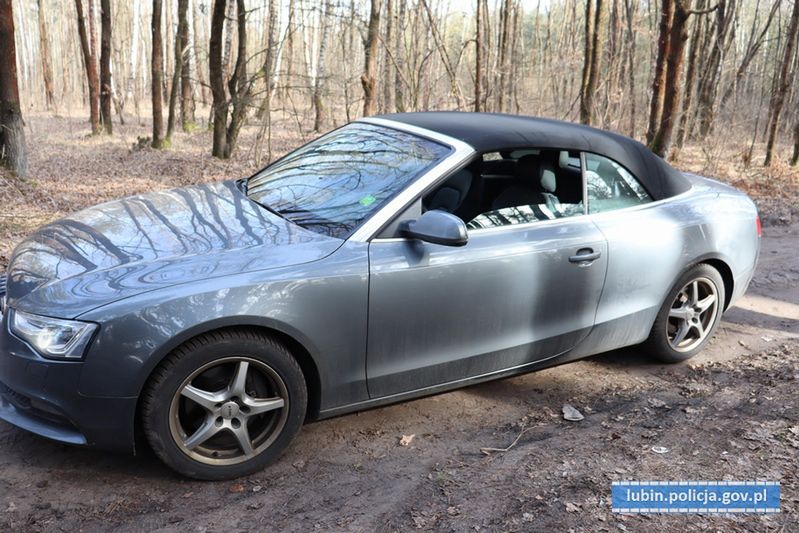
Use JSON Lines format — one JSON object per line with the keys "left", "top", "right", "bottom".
{"left": 0, "top": 1, "right": 799, "bottom": 530}
{"left": 1, "top": 0, "right": 798, "bottom": 171}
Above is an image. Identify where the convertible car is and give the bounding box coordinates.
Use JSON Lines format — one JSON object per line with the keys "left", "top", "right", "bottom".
{"left": 0, "top": 112, "right": 759, "bottom": 479}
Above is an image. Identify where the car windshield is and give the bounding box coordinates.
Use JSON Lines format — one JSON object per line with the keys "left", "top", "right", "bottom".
{"left": 246, "top": 123, "right": 451, "bottom": 238}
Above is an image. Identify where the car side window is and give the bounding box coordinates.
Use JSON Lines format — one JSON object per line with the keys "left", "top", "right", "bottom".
{"left": 585, "top": 153, "right": 652, "bottom": 214}
{"left": 464, "top": 149, "right": 586, "bottom": 230}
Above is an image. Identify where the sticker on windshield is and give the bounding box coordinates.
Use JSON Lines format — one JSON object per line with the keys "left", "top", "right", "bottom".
{"left": 359, "top": 194, "right": 377, "bottom": 207}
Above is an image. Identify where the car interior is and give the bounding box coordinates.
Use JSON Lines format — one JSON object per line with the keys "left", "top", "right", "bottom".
{"left": 421, "top": 149, "right": 586, "bottom": 230}
{"left": 376, "top": 147, "right": 653, "bottom": 238}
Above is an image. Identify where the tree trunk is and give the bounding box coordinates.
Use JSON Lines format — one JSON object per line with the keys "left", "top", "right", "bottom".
{"left": 719, "top": 0, "right": 778, "bottom": 112}
{"left": 395, "top": 0, "right": 406, "bottom": 112}
{"left": 75, "top": 0, "right": 101, "bottom": 134}
{"left": 166, "top": 0, "right": 188, "bottom": 141}
{"left": 475, "top": 0, "right": 482, "bottom": 112}
{"left": 36, "top": 0, "right": 56, "bottom": 111}
{"left": 127, "top": 0, "right": 141, "bottom": 119}
{"left": 151, "top": 0, "right": 165, "bottom": 148}
{"left": 99, "top": 0, "right": 112, "bottom": 134}
{"left": 421, "top": 0, "right": 465, "bottom": 109}
{"left": 497, "top": 0, "right": 512, "bottom": 112}
{"left": 791, "top": 118, "right": 799, "bottom": 166}
{"left": 649, "top": 0, "right": 689, "bottom": 157}
{"left": 581, "top": 0, "right": 604, "bottom": 125}
{"left": 382, "top": 0, "right": 394, "bottom": 114}
{"left": 222, "top": 0, "right": 236, "bottom": 81}
{"left": 675, "top": 8, "right": 702, "bottom": 150}
{"left": 0, "top": 0, "right": 27, "bottom": 178}
{"left": 646, "top": 0, "right": 674, "bottom": 145}
{"left": 362, "top": 0, "right": 381, "bottom": 117}
{"left": 209, "top": 0, "right": 228, "bottom": 158}
{"left": 579, "top": 0, "right": 595, "bottom": 123}
{"left": 623, "top": 0, "right": 636, "bottom": 136}
{"left": 223, "top": 0, "right": 250, "bottom": 158}
{"left": 764, "top": 0, "right": 799, "bottom": 166}
{"left": 695, "top": 0, "right": 733, "bottom": 139}
{"left": 191, "top": 0, "right": 209, "bottom": 106}
{"left": 313, "top": 0, "right": 334, "bottom": 132}
{"left": 178, "top": 0, "right": 195, "bottom": 131}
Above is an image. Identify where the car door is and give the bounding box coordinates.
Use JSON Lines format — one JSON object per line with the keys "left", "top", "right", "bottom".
{"left": 365, "top": 214, "right": 608, "bottom": 398}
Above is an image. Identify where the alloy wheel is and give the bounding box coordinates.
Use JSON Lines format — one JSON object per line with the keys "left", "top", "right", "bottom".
{"left": 666, "top": 277, "right": 719, "bottom": 353}
{"left": 168, "top": 357, "right": 289, "bottom": 466}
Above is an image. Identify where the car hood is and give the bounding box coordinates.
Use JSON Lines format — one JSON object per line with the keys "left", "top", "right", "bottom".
{"left": 5, "top": 180, "right": 343, "bottom": 318}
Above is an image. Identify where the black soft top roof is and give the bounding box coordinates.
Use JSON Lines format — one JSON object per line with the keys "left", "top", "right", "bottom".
{"left": 377, "top": 112, "right": 691, "bottom": 200}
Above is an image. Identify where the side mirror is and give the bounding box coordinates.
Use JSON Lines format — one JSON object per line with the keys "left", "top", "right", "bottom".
{"left": 400, "top": 210, "right": 468, "bottom": 247}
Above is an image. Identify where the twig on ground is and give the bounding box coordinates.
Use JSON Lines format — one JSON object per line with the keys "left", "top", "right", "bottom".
{"left": 480, "top": 424, "right": 542, "bottom": 455}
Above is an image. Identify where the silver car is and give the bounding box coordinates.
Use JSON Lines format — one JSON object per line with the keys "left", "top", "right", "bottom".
{"left": 0, "top": 112, "right": 760, "bottom": 479}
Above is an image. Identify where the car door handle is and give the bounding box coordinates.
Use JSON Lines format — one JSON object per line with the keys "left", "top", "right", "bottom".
{"left": 569, "top": 248, "right": 601, "bottom": 263}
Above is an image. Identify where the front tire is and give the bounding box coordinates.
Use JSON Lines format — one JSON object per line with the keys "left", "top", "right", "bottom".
{"left": 644, "top": 264, "right": 725, "bottom": 363}
{"left": 142, "top": 329, "right": 307, "bottom": 480}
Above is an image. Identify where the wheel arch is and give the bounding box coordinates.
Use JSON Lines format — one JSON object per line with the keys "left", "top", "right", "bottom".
{"left": 698, "top": 257, "right": 734, "bottom": 311}
{"left": 132, "top": 318, "right": 324, "bottom": 452}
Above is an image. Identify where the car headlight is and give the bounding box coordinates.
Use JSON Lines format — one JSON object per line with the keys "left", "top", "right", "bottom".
{"left": 9, "top": 309, "right": 98, "bottom": 360}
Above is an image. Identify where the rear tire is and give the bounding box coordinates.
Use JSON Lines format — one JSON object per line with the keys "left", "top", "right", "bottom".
{"left": 644, "top": 264, "right": 725, "bottom": 363}
{"left": 141, "top": 329, "right": 307, "bottom": 480}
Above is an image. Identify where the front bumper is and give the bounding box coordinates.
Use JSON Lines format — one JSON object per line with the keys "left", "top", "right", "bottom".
{"left": 0, "top": 308, "right": 138, "bottom": 453}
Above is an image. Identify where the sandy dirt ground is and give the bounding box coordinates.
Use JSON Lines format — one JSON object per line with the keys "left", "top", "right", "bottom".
{"left": 0, "top": 117, "right": 798, "bottom": 531}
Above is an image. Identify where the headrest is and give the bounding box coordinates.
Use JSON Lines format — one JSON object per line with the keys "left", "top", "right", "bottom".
{"left": 447, "top": 168, "right": 472, "bottom": 193}
{"left": 427, "top": 168, "right": 472, "bottom": 213}
{"left": 539, "top": 161, "right": 557, "bottom": 193}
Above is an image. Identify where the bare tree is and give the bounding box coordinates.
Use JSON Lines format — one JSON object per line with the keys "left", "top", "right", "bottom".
{"left": 166, "top": 0, "right": 189, "bottom": 141}
{"left": 694, "top": 0, "right": 735, "bottom": 139}
{"left": 649, "top": 1, "right": 691, "bottom": 157}
{"left": 209, "top": 0, "right": 251, "bottom": 158}
{"left": 99, "top": 0, "right": 112, "bottom": 134}
{"left": 126, "top": 0, "right": 142, "bottom": 120}
{"left": 151, "top": 0, "right": 165, "bottom": 148}
{"left": 0, "top": 0, "right": 27, "bottom": 178}
{"left": 675, "top": 6, "right": 704, "bottom": 150}
{"left": 718, "top": 0, "right": 779, "bottom": 112}
{"left": 179, "top": 0, "right": 195, "bottom": 131}
{"left": 362, "top": 0, "right": 381, "bottom": 116}
{"left": 646, "top": 0, "right": 675, "bottom": 146}
{"left": 36, "top": 0, "right": 56, "bottom": 111}
{"left": 421, "top": 0, "right": 465, "bottom": 109}
{"left": 222, "top": 0, "right": 236, "bottom": 81}
{"left": 474, "top": 0, "right": 483, "bottom": 112}
{"left": 382, "top": 0, "right": 394, "bottom": 113}
{"left": 649, "top": 0, "right": 717, "bottom": 157}
{"left": 496, "top": 0, "right": 512, "bottom": 112}
{"left": 764, "top": 0, "right": 799, "bottom": 166}
{"left": 623, "top": 0, "right": 637, "bottom": 136}
{"left": 313, "top": 0, "right": 335, "bottom": 131}
{"left": 394, "top": 0, "right": 407, "bottom": 112}
{"left": 75, "top": 0, "right": 101, "bottom": 134}
{"left": 580, "top": 0, "right": 604, "bottom": 125}
{"left": 209, "top": 0, "right": 228, "bottom": 156}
